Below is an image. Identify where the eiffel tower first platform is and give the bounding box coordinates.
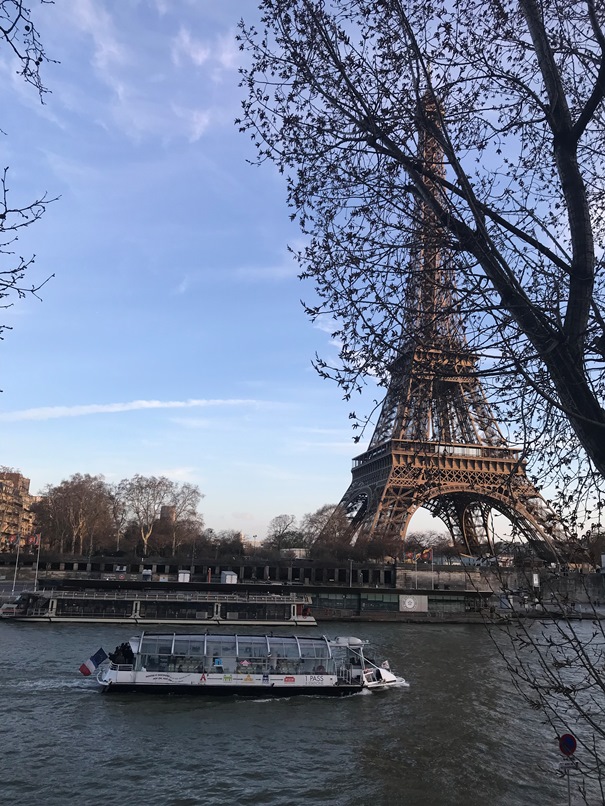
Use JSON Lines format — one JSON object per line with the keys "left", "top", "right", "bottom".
{"left": 324, "top": 100, "right": 566, "bottom": 559}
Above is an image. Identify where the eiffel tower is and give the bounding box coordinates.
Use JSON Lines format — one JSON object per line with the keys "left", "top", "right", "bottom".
{"left": 325, "top": 98, "right": 566, "bottom": 558}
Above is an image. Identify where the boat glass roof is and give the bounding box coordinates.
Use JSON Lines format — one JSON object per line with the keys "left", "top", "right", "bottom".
{"left": 137, "top": 633, "right": 333, "bottom": 660}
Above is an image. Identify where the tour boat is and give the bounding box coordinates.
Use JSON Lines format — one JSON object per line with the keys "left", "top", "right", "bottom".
{"left": 95, "top": 632, "right": 408, "bottom": 695}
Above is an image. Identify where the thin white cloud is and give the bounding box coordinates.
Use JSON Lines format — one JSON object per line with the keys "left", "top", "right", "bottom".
{"left": 155, "top": 466, "right": 199, "bottom": 481}
{"left": 173, "top": 275, "right": 191, "bottom": 295}
{"left": 171, "top": 27, "right": 211, "bottom": 68}
{"left": 68, "top": 0, "right": 129, "bottom": 74}
{"left": 215, "top": 31, "right": 239, "bottom": 71}
{"left": 0, "top": 398, "right": 262, "bottom": 422}
{"left": 171, "top": 104, "right": 214, "bottom": 142}
{"left": 188, "top": 108, "right": 213, "bottom": 141}
{"left": 153, "top": 0, "right": 170, "bottom": 15}
{"left": 313, "top": 317, "right": 339, "bottom": 335}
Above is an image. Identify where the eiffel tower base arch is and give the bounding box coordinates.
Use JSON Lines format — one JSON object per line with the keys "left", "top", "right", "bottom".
{"left": 329, "top": 444, "right": 565, "bottom": 561}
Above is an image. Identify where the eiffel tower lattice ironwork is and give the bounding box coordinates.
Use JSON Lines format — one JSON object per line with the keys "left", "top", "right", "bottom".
{"left": 326, "top": 99, "right": 566, "bottom": 558}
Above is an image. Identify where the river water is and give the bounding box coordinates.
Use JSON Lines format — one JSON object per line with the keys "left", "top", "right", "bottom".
{"left": 0, "top": 621, "right": 586, "bottom": 805}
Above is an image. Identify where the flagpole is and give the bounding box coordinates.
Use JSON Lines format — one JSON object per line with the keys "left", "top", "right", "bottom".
{"left": 11, "top": 536, "right": 21, "bottom": 595}
{"left": 431, "top": 548, "right": 434, "bottom": 590}
{"left": 33, "top": 535, "right": 42, "bottom": 592}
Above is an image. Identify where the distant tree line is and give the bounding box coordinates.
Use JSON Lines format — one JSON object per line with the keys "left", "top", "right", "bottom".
{"left": 27, "top": 472, "right": 604, "bottom": 563}
{"left": 30, "top": 480, "right": 405, "bottom": 560}
{"left": 264, "top": 511, "right": 605, "bottom": 567}
{"left": 33, "top": 473, "right": 204, "bottom": 558}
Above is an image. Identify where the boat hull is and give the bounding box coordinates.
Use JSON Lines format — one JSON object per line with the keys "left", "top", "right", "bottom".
{"left": 101, "top": 682, "right": 362, "bottom": 696}
{"left": 99, "top": 670, "right": 363, "bottom": 697}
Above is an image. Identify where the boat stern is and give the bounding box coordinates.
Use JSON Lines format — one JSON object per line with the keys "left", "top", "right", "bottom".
{"left": 96, "top": 662, "right": 135, "bottom": 690}
{"left": 364, "top": 666, "right": 409, "bottom": 689}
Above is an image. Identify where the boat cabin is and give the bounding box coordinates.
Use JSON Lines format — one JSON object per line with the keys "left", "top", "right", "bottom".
{"left": 130, "top": 632, "right": 366, "bottom": 677}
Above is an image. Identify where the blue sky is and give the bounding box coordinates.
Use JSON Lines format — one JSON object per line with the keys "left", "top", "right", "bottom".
{"left": 1, "top": 0, "right": 418, "bottom": 539}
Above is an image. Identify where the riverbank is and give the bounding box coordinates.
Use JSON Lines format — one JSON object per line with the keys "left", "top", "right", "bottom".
{"left": 4, "top": 573, "right": 604, "bottom": 624}
{"left": 1, "top": 574, "right": 494, "bottom": 623}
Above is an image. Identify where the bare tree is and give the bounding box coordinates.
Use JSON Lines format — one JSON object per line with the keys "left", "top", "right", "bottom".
{"left": 119, "top": 475, "right": 175, "bottom": 556}
{"left": 174, "top": 516, "right": 206, "bottom": 560}
{"left": 301, "top": 504, "right": 336, "bottom": 544}
{"left": 212, "top": 529, "right": 246, "bottom": 557}
{"left": 1, "top": 1, "right": 56, "bottom": 341}
{"left": 167, "top": 482, "right": 203, "bottom": 556}
{"left": 263, "top": 513, "right": 302, "bottom": 551}
{"left": 485, "top": 571, "right": 605, "bottom": 801}
{"left": 238, "top": 0, "right": 605, "bottom": 527}
{"left": 107, "top": 481, "right": 129, "bottom": 552}
{"left": 33, "top": 484, "right": 69, "bottom": 553}
{"left": 35, "top": 474, "right": 113, "bottom": 555}
{"left": 119, "top": 475, "right": 204, "bottom": 556}
{"left": 303, "top": 503, "right": 358, "bottom": 557}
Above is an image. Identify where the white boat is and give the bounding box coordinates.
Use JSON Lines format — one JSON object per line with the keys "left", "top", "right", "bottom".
{"left": 96, "top": 632, "right": 408, "bottom": 696}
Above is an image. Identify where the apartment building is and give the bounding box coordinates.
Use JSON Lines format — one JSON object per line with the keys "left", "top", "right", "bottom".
{"left": 0, "top": 471, "right": 38, "bottom": 549}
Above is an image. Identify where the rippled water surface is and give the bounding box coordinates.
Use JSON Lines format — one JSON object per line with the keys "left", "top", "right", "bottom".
{"left": 0, "top": 621, "right": 579, "bottom": 805}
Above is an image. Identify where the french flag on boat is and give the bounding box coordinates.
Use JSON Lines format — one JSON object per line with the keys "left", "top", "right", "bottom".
{"left": 79, "top": 647, "right": 108, "bottom": 676}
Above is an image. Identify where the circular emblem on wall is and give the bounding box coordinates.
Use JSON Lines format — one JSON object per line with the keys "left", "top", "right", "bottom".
{"left": 404, "top": 597, "right": 416, "bottom": 609}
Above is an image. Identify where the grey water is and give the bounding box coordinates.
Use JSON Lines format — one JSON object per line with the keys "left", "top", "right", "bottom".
{"left": 0, "top": 621, "right": 579, "bottom": 805}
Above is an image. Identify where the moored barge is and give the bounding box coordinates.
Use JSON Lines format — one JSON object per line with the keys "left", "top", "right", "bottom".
{"left": 0, "top": 588, "right": 316, "bottom": 626}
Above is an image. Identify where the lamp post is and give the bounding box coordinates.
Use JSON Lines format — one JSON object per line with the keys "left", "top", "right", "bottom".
{"left": 11, "top": 536, "right": 21, "bottom": 595}
{"left": 33, "top": 535, "right": 42, "bottom": 592}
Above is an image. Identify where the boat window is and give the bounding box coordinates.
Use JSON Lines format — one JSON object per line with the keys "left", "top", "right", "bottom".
{"left": 205, "top": 637, "right": 237, "bottom": 658}
{"left": 173, "top": 638, "right": 192, "bottom": 656}
{"left": 235, "top": 637, "right": 270, "bottom": 659}
{"left": 330, "top": 646, "right": 353, "bottom": 665}
{"left": 298, "top": 639, "right": 330, "bottom": 660}
{"left": 267, "top": 637, "right": 302, "bottom": 659}
{"left": 135, "top": 633, "right": 342, "bottom": 672}
{"left": 140, "top": 635, "right": 173, "bottom": 656}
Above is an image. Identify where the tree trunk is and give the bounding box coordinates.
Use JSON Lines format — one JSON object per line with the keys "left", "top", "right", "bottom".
{"left": 543, "top": 344, "right": 605, "bottom": 475}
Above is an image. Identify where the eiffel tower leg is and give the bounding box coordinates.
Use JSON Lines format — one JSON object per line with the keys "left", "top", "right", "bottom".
{"left": 428, "top": 496, "right": 486, "bottom": 554}
{"left": 465, "top": 502, "right": 500, "bottom": 554}
{"left": 447, "top": 499, "right": 480, "bottom": 554}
